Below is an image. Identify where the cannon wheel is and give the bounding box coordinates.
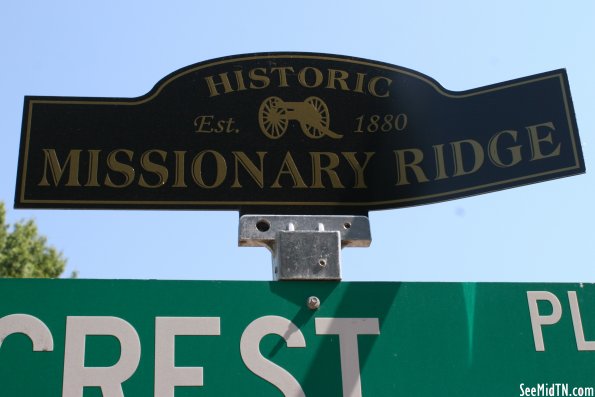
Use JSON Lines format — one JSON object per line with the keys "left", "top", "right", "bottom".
{"left": 259, "top": 96, "right": 288, "bottom": 139}
{"left": 300, "top": 96, "right": 330, "bottom": 139}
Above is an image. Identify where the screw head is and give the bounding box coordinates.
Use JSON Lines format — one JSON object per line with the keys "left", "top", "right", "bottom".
{"left": 307, "top": 296, "right": 320, "bottom": 310}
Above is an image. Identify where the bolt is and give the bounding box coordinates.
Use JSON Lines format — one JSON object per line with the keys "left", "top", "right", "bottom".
{"left": 318, "top": 258, "right": 327, "bottom": 267}
{"left": 307, "top": 296, "right": 320, "bottom": 310}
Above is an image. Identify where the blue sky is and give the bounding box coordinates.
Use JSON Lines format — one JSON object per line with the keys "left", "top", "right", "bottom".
{"left": 1, "top": 0, "right": 594, "bottom": 281}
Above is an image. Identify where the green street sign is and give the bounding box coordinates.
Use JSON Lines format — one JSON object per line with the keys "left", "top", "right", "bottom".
{"left": 1, "top": 279, "right": 593, "bottom": 397}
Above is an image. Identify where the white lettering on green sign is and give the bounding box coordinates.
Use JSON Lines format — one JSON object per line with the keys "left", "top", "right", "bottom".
{"left": 0, "top": 314, "right": 379, "bottom": 397}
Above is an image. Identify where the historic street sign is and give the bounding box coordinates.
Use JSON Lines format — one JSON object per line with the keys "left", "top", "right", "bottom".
{"left": 0, "top": 280, "right": 593, "bottom": 397}
{"left": 16, "top": 53, "right": 584, "bottom": 214}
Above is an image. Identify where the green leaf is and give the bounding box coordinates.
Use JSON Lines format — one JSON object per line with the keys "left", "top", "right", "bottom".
{"left": 0, "top": 202, "right": 66, "bottom": 278}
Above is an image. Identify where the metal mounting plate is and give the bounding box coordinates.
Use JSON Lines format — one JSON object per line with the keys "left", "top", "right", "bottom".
{"left": 239, "top": 215, "right": 371, "bottom": 280}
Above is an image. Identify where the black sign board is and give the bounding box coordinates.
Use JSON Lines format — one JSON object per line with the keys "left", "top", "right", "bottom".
{"left": 16, "top": 53, "right": 584, "bottom": 214}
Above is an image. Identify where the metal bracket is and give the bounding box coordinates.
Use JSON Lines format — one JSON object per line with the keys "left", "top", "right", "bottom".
{"left": 238, "top": 215, "right": 371, "bottom": 281}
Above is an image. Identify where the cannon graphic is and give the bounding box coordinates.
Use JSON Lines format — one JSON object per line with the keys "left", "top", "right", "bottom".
{"left": 258, "top": 96, "right": 343, "bottom": 139}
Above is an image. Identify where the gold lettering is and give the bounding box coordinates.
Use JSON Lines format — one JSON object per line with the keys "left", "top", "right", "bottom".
{"left": 232, "top": 151, "right": 267, "bottom": 188}
{"left": 139, "top": 150, "right": 168, "bottom": 188}
{"left": 204, "top": 73, "right": 234, "bottom": 97}
{"left": 298, "top": 67, "right": 323, "bottom": 88}
{"left": 191, "top": 150, "right": 227, "bottom": 188}
{"left": 310, "top": 152, "right": 344, "bottom": 188}
{"left": 488, "top": 130, "right": 522, "bottom": 168}
{"left": 38, "top": 149, "right": 81, "bottom": 187}
{"left": 432, "top": 144, "right": 449, "bottom": 180}
{"left": 203, "top": 65, "right": 392, "bottom": 97}
{"left": 451, "top": 139, "right": 485, "bottom": 177}
{"left": 194, "top": 115, "right": 215, "bottom": 133}
{"left": 85, "top": 149, "right": 101, "bottom": 187}
{"left": 526, "top": 122, "right": 561, "bottom": 161}
{"left": 394, "top": 149, "right": 429, "bottom": 185}
{"left": 354, "top": 73, "right": 366, "bottom": 94}
{"left": 173, "top": 151, "right": 187, "bottom": 188}
{"left": 104, "top": 149, "right": 135, "bottom": 188}
{"left": 342, "top": 152, "right": 375, "bottom": 188}
{"left": 234, "top": 70, "right": 247, "bottom": 92}
{"left": 368, "top": 76, "right": 392, "bottom": 98}
{"left": 270, "top": 67, "right": 294, "bottom": 87}
{"left": 271, "top": 152, "right": 307, "bottom": 188}
{"left": 326, "top": 69, "right": 350, "bottom": 91}
{"left": 248, "top": 68, "right": 270, "bottom": 89}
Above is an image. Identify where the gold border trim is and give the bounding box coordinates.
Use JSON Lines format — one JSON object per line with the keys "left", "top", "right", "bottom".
{"left": 19, "top": 54, "right": 583, "bottom": 208}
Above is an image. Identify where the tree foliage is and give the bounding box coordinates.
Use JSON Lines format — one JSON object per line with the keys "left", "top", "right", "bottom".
{"left": 0, "top": 202, "right": 66, "bottom": 278}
